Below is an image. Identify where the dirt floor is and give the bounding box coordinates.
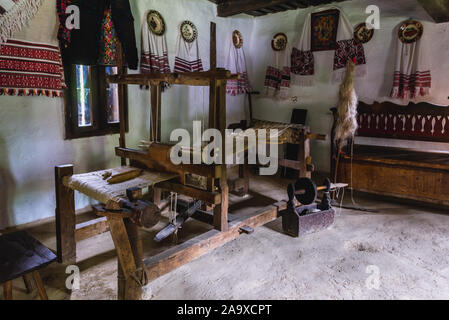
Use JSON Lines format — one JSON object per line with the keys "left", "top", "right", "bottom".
{"left": 1, "top": 174, "right": 449, "bottom": 300}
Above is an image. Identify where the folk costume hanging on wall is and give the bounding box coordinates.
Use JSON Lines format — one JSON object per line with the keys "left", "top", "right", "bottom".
{"left": 0, "top": 0, "right": 43, "bottom": 46}
{"left": 174, "top": 20, "right": 203, "bottom": 73}
{"left": 264, "top": 33, "right": 291, "bottom": 100}
{"left": 58, "top": 0, "right": 138, "bottom": 69}
{"left": 226, "top": 30, "right": 251, "bottom": 96}
{"left": 141, "top": 10, "right": 170, "bottom": 75}
{"left": 291, "top": 7, "right": 366, "bottom": 86}
{"left": 390, "top": 19, "right": 430, "bottom": 100}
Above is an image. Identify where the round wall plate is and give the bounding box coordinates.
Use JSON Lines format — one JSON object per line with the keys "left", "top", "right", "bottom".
{"left": 232, "top": 30, "right": 243, "bottom": 49}
{"left": 271, "top": 33, "right": 288, "bottom": 51}
{"left": 180, "top": 20, "right": 198, "bottom": 43}
{"left": 354, "top": 23, "right": 374, "bottom": 44}
{"left": 398, "top": 20, "right": 423, "bottom": 44}
{"left": 147, "top": 10, "right": 166, "bottom": 36}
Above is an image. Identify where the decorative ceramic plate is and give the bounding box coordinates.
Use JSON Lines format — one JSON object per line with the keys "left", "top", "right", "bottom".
{"left": 398, "top": 20, "right": 423, "bottom": 44}
{"left": 271, "top": 33, "right": 288, "bottom": 51}
{"left": 354, "top": 23, "right": 374, "bottom": 44}
{"left": 147, "top": 10, "right": 166, "bottom": 36}
{"left": 232, "top": 30, "right": 243, "bottom": 49}
{"left": 180, "top": 20, "right": 198, "bottom": 43}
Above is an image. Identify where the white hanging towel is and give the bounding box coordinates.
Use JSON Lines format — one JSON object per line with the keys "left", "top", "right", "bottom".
{"left": 225, "top": 36, "right": 251, "bottom": 96}
{"left": 390, "top": 36, "right": 431, "bottom": 100}
{"left": 174, "top": 24, "right": 203, "bottom": 73}
{"left": 140, "top": 11, "right": 170, "bottom": 74}
{"left": 264, "top": 43, "right": 291, "bottom": 100}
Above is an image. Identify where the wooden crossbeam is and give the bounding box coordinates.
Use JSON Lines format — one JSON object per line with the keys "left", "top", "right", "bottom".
{"left": 144, "top": 201, "right": 287, "bottom": 282}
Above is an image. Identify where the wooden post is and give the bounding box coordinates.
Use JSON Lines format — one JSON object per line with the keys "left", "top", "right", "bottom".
{"left": 213, "top": 81, "right": 229, "bottom": 232}
{"left": 238, "top": 162, "right": 250, "bottom": 195}
{"left": 32, "top": 271, "right": 48, "bottom": 300}
{"left": 3, "top": 281, "right": 12, "bottom": 300}
{"left": 150, "top": 83, "right": 162, "bottom": 142}
{"left": 55, "top": 165, "right": 76, "bottom": 264}
{"left": 117, "top": 43, "right": 127, "bottom": 166}
{"left": 107, "top": 217, "right": 142, "bottom": 300}
{"left": 23, "top": 274, "right": 33, "bottom": 293}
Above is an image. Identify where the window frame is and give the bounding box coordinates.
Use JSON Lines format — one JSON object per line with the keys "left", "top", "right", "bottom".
{"left": 63, "top": 64, "right": 129, "bottom": 140}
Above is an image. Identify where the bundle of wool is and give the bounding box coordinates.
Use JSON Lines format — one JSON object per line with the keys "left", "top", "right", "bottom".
{"left": 334, "top": 59, "right": 358, "bottom": 149}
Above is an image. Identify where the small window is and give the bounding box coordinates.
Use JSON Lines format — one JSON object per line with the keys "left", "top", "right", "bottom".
{"left": 64, "top": 64, "right": 128, "bottom": 139}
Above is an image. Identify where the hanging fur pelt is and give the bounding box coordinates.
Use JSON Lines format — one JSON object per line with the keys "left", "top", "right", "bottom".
{"left": 334, "top": 59, "right": 358, "bottom": 149}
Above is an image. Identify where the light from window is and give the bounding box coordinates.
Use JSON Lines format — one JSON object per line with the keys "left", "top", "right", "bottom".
{"left": 105, "top": 66, "right": 119, "bottom": 124}
{"left": 76, "top": 65, "right": 92, "bottom": 127}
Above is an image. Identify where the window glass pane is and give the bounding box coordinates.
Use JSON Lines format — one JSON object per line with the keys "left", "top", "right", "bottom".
{"left": 105, "top": 66, "right": 119, "bottom": 123}
{"left": 76, "top": 65, "right": 92, "bottom": 127}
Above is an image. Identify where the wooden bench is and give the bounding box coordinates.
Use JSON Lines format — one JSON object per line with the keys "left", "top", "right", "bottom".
{"left": 331, "top": 101, "right": 449, "bottom": 206}
{"left": 0, "top": 231, "right": 57, "bottom": 300}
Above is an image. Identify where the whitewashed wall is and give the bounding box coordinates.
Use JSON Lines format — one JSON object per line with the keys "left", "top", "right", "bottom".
{"left": 1, "top": 0, "right": 448, "bottom": 228}
{"left": 248, "top": 0, "right": 449, "bottom": 172}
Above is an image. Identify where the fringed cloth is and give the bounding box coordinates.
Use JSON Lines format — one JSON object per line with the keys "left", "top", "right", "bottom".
{"left": 63, "top": 166, "right": 177, "bottom": 205}
{"left": 0, "top": 0, "right": 43, "bottom": 46}
{"left": 390, "top": 37, "right": 431, "bottom": 100}
{"left": 264, "top": 44, "right": 291, "bottom": 100}
{"left": 141, "top": 12, "right": 170, "bottom": 75}
{"left": 226, "top": 39, "right": 251, "bottom": 96}
{"left": 0, "top": 39, "right": 66, "bottom": 97}
{"left": 174, "top": 24, "right": 203, "bottom": 73}
{"left": 291, "top": 7, "right": 366, "bottom": 86}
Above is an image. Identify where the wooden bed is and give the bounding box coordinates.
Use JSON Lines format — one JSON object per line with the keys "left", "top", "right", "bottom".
{"left": 331, "top": 100, "right": 449, "bottom": 206}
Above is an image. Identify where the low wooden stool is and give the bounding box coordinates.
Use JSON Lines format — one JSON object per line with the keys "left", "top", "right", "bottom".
{"left": 0, "top": 231, "right": 57, "bottom": 300}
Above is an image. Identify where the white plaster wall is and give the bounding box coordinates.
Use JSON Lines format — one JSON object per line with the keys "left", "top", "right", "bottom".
{"left": 1, "top": 0, "right": 449, "bottom": 228}
{"left": 0, "top": 0, "right": 254, "bottom": 228}
{"left": 247, "top": 0, "right": 449, "bottom": 172}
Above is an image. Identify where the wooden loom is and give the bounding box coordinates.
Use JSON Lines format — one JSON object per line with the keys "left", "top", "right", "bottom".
{"left": 55, "top": 22, "right": 317, "bottom": 300}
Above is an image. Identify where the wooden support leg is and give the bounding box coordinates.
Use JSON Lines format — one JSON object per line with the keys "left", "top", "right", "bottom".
{"left": 238, "top": 163, "right": 249, "bottom": 195}
{"left": 23, "top": 274, "right": 33, "bottom": 293}
{"left": 55, "top": 165, "right": 76, "bottom": 264}
{"left": 32, "top": 271, "right": 48, "bottom": 300}
{"left": 107, "top": 217, "right": 142, "bottom": 300}
{"left": 153, "top": 187, "right": 161, "bottom": 206}
{"left": 3, "top": 281, "right": 12, "bottom": 300}
{"left": 214, "top": 185, "right": 229, "bottom": 232}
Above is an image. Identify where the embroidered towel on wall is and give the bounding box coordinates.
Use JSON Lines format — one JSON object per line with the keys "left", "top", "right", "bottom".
{"left": 0, "top": 0, "right": 43, "bottom": 46}
{"left": 174, "top": 24, "right": 203, "bottom": 73}
{"left": 0, "top": 39, "right": 66, "bottom": 97}
{"left": 291, "top": 7, "right": 366, "bottom": 86}
{"left": 390, "top": 37, "right": 431, "bottom": 100}
{"left": 264, "top": 44, "right": 291, "bottom": 100}
{"left": 141, "top": 12, "right": 170, "bottom": 74}
{"left": 226, "top": 39, "right": 251, "bottom": 96}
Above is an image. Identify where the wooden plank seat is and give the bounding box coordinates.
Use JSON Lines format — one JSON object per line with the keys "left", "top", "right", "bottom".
{"left": 0, "top": 231, "right": 57, "bottom": 300}
{"left": 332, "top": 101, "right": 449, "bottom": 206}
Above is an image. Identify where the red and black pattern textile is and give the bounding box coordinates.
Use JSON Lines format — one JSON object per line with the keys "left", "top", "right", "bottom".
{"left": 0, "top": 39, "right": 66, "bottom": 97}
{"left": 391, "top": 70, "right": 431, "bottom": 99}
{"left": 174, "top": 56, "right": 203, "bottom": 73}
{"left": 264, "top": 66, "right": 290, "bottom": 92}
{"left": 227, "top": 72, "right": 251, "bottom": 96}
{"left": 57, "top": 0, "right": 72, "bottom": 48}
{"left": 333, "top": 39, "right": 366, "bottom": 70}
{"left": 291, "top": 47, "right": 314, "bottom": 75}
{"left": 141, "top": 52, "right": 170, "bottom": 74}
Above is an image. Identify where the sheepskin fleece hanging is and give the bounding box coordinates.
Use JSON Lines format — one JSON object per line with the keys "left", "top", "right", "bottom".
{"left": 0, "top": 0, "right": 43, "bottom": 46}
{"left": 390, "top": 36, "right": 431, "bottom": 100}
{"left": 264, "top": 44, "right": 291, "bottom": 100}
{"left": 291, "top": 7, "right": 366, "bottom": 86}
{"left": 334, "top": 60, "right": 358, "bottom": 147}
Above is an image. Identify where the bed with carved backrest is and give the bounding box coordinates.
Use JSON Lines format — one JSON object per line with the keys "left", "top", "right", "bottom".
{"left": 331, "top": 101, "right": 449, "bottom": 206}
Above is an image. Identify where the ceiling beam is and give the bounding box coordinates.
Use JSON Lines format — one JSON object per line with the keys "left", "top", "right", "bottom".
{"left": 417, "top": 0, "right": 449, "bottom": 23}
{"left": 217, "top": 0, "right": 301, "bottom": 17}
